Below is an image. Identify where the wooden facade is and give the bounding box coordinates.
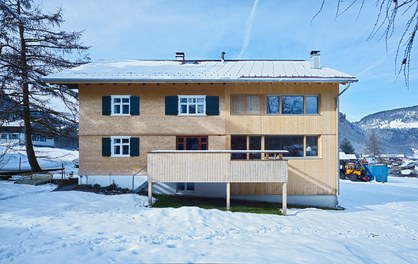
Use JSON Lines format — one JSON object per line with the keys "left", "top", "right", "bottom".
{"left": 78, "top": 82, "right": 339, "bottom": 196}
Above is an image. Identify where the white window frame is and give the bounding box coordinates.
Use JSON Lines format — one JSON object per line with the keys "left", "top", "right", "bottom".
{"left": 178, "top": 95, "right": 206, "bottom": 116}
{"left": 111, "top": 136, "right": 131, "bottom": 157}
{"left": 111, "top": 95, "right": 130, "bottom": 116}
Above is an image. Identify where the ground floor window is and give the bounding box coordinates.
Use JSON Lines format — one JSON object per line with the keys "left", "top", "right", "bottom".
{"left": 177, "top": 182, "right": 195, "bottom": 192}
{"left": 112, "top": 137, "right": 130, "bottom": 156}
{"left": 176, "top": 136, "right": 208, "bottom": 150}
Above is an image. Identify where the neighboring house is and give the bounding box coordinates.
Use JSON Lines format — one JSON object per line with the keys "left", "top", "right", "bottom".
{"left": 0, "top": 123, "right": 55, "bottom": 147}
{"left": 44, "top": 51, "right": 357, "bottom": 208}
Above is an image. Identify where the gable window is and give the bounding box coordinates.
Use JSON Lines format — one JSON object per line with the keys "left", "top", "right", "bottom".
{"left": 112, "top": 96, "right": 130, "bottom": 115}
{"left": 112, "top": 137, "right": 130, "bottom": 156}
{"left": 178, "top": 95, "right": 206, "bottom": 115}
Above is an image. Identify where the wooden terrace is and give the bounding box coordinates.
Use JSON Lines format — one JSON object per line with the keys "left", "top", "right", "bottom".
{"left": 147, "top": 150, "right": 289, "bottom": 214}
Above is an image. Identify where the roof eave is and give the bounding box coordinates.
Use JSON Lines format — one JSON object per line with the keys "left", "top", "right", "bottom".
{"left": 43, "top": 77, "right": 358, "bottom": 85}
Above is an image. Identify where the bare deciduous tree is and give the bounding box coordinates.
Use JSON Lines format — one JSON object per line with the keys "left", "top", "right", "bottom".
{"left": 0, "top": 0, "right": 89, "bottom": 173}
{"left": 366, "top": 129, "right": 382, "bottom": 157}
{"left": 313, "top": 0, "right": 418, "bottom": 86}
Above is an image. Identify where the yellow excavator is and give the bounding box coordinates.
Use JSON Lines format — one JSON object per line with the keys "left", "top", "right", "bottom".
{"left": 340, "top": 162, "right": 370, "bottom": 181}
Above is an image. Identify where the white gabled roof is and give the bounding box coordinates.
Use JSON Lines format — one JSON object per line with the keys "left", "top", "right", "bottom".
{"left": 43, "top": 59, "right": 357, "bottom": 84}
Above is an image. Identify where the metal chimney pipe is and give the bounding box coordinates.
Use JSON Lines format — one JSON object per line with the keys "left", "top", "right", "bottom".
{"left": 221, "top": 52, "right": 225, "bottom": 63}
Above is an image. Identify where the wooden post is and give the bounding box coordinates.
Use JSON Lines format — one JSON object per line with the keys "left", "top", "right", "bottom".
{"left": 148, "top": 179, "right": 153, "bottom": 207}
{"left": 226, "top": 182, "right": 231, "bottom": 211}
{"left": 282, "top": 182, "right": 287, "bottom": 215}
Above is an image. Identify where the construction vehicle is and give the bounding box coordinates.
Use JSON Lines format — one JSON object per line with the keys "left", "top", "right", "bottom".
{"left": 340, "top": 162, "right": 370, "bottom": 181}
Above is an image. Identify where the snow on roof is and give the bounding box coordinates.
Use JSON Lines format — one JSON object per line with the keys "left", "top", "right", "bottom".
{"left": 340, "top": 152, "right": 357, "bottom": 160}
{"left": 43, "top": 59, "right": 357, "bottom": 84}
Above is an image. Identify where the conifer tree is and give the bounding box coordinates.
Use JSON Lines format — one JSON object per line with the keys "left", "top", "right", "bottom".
{"left": 0, "top": 0, "right": 89, "bottom": 172}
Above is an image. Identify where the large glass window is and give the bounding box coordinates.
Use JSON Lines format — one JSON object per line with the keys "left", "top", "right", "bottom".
{"left": 306, "top": 96, "right": 318, "bottom": 114}
{"left": 267, "top": 96, "right": 280, "bottom": 114}
{"left": 282, "top": 96, "right": 304, "bottom": 114}
{"left": 112, "top": 96, "right": 130, "bottom": 115}
{"left": 178, "top": 95, "right": 206, "bottom": 115}
{"left": 265, "top": 136, "right": 304, "bottom": 157}
{"left": 112, "top": 137, "right": 130, "bottom": 156}
{"left": 306, "top": 136, "right": 318, "bottom": 157}
{"left": 231, "top": 135, "right": 247, "bottom": 160}
{"left": 231, "top": 95, "right": 261, "bottom": 115}
{"left": 249, "top": 136, "right": 261, "bottom": 159}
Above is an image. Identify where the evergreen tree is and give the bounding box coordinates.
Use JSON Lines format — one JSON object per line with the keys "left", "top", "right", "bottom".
{"left": 340, "top": 137, "right": 355, "bottom": 154}
{"left": 0, "top": 0, "right": 89, "bottom": 172}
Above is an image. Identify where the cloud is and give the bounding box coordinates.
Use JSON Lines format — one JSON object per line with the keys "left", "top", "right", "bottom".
{"left": 237, "top": 0, "right": 259, "bottom": 59}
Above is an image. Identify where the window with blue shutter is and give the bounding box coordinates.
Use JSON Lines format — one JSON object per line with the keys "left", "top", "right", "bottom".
{"left": 102, "top": 96, "right": 111, "bottom": 115}
{"left": 102, "top": 137, "right": 111, "bottom": 157}
{"left": 130, "top": 137, "right": 140, "bottom": 157}
{"left": 165, "top": 96, "right": 178, "bottom": 115}
{"left": 130, "top": 96, "right": 139, "bottom": 115}
{"left": 206, "top": 96, "right": 219, "bottom": 115}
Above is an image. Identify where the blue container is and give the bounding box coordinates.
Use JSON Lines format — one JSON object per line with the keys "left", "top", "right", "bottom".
{"left": 364, "top": 165, "right": 388, "bottom": 182}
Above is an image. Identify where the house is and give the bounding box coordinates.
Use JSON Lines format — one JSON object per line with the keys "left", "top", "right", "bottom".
{"left": 0, "top": 121, "right": 55, "bottom": 147}
{"left": 43, "top": 51, "right": 357, "bottom": 208}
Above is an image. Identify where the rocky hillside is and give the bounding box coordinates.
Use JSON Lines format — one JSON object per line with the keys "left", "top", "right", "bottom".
{"left": 339, "top": 105, "right": 418, "bottom": 155}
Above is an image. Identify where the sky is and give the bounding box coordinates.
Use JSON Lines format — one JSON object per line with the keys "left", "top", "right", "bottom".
{"left": 42, "top": 0, "right": 418, "bottom": 122}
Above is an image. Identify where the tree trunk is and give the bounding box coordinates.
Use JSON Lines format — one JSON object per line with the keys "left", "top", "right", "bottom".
{"left": 22, "top": 83, "right": 41, "bottom": 173}
{"left": 18, "top": 0, "right": 41, "bottom": 173}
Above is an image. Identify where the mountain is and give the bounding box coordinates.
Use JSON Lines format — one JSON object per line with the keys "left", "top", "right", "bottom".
{"left": 339, "top": 105, "right": 418, "bottom": 155}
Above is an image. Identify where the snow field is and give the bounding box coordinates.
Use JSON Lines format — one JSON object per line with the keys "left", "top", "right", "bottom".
{"left": 1, "top": 178, "right": 418, "bottom": 263}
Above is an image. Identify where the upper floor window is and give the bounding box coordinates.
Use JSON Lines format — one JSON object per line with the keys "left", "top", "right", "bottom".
{"left": 267, "top": 95, "right": 319, "bottom": 115}
{"left": 178, "top": 95, "right": 206, "bottom": 115}
{"left": 231, "top": 95, "right": 261, "bottom": 115}
{"left": 112, "top": 96, "right": 130, "bottom": 115}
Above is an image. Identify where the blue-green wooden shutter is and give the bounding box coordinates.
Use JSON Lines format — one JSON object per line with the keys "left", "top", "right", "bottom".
{"left": 130, "top": 96, "right": 139, "bottom": 115}
{"left": 206, "top": 96, "right": 219, "bottom": 115}
{"left": 102, "top": 96, "right": 111, "bottom": 115}
{"left": 165, "top": 96, "right": 178, "bottom": 115}
{"left": 102, "top": 137, "right": 111, "bottom": 157}
{"left": 130, "top": 137, "right": 139, "bottom": 157}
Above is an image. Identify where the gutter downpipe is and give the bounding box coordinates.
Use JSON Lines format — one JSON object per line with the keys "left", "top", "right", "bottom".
{"left": 336, "top": 83, "right": 351, "bottom": 205}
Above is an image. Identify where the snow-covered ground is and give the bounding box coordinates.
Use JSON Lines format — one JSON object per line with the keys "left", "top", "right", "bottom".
{"left": 0, "top": 146, "right": 78, "bottom": 177}
{"left": 1, "top": 177, "right": 418, "bottom": 263}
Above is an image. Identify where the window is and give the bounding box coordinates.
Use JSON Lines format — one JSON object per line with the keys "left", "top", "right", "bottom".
{"left": 32, "top": 135, "right": 40, "bottom": 141}
{"left": 10, "top": 134, "right": 19, "bottom": 140}
{"left": 39, "top": 136, "right": 46, "bottom": 142}
{"left": 265, "top": 136, "right": 304, "bottom": 157}
{"left": 282, "top": 96, "right": 304, "bottom": 114}
{"left": 306, "top": 96, "right": 318, "bottom": 114}
{"left": 267, "top": 96, "right": 280, "bottom": 114}
{"left": 112, "top": 137, "right": 130, "bottom": 156}
{"left": 231, "top": 95, "right": 261, "bottom": 115}
{"left": 306, "top": 136, "right": 319, "bottom": 157}
{"left": 112, "top": 96, "right": 130, "bottom": 115}
{"left": 231, "top": 135, "right": 247, "bottom": 160}
{"left": 177, "top": 182, "right": 195, "bottom": 192}
{"left": 176, "top": 136, "right": 208, "bottom": 150}
{"left": 178, "top": 95, "right": 206, "bottom": 115}
{"left": 1, "top": 134, "right": 7, "bottom": 140}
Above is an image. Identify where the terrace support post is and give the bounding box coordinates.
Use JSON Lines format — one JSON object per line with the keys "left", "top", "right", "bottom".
{"left": 282, "top": 182, "right": 287, "bottom": 215}
{"left": 226, "top": 182, "right": 231, "bottom": 211}
{"left": 148, "top": 179, "right": 153, "bottom": 207}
